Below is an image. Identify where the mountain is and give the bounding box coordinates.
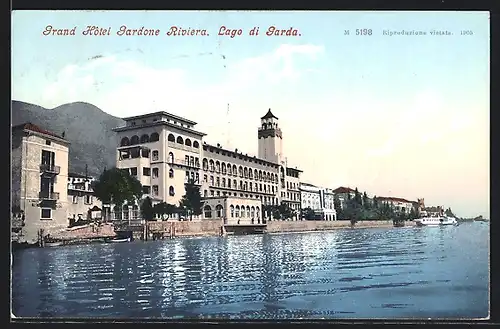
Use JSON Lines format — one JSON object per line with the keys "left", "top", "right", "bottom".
{"left": 12, "top": 100, "right": 124, "bottom": 177}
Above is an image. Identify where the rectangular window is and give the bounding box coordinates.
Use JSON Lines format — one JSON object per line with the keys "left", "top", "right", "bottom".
{"left": 45, "top": 140, "right": 51, "bottom": 146}
{"left": 72, "top": 195, "right": 78, "bottom": 204}
{"left": 152, "top": 168, "right": 159, "bottom": 178}
{"left": 143, "top": 185, "right": 151, "bottom": 194}
{"left": 143, "top": 167, "right": 151, "bottom": 176}
{"left": 153, "top": 185, "right": 159, "bottom": 196}
{"left": 130, "top": 167, "right": 138, "bottom": 176}
{"left": 41, "top": 208, "right": 52, "bottom": 219}
{"left": 85, "top": 195, "right": 92, "bottom": 204}
{"left": 152, "top": 150, "right": 159, "bottom": 161}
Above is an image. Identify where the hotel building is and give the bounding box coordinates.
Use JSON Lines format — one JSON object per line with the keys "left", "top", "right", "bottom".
{"left": 67, "top": 172, "right": 102, "bottom": 223}
{"left": 374, "top": 196, "right": 417, "bottom": 214}
{"left": 300, "top": 183, "right": 337, "bottom": 220}
{"left": 11, "top": 123, "right": 70, "bottom": 244}
{"left": 112, "top": 108, "right": 303, "bottom": 220}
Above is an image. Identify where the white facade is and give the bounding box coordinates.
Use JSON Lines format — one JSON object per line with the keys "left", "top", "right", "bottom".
{"left": 375, "top": 196, "right": 416, "bottom": 214}
{"left": 112, "top": 108, "right": 302, "bottom": 220}
{"left": 300, "top": 183, "right": 337, "bottom": 220}
{"left": 67, "top": 173, "right": 102, "bottom": 222}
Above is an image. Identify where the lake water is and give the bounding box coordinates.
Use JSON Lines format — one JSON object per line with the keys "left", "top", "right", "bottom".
{"left": 12, "top": 221, "right": 489, "bottom": 319}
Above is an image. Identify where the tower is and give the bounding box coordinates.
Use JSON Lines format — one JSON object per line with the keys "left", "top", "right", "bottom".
{"left": 258, "top": 108, "right": 283, "bottom": 164}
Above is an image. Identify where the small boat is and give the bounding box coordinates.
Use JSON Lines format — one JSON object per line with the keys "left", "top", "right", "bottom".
{"left": 45, "top": 241, "right": 63, "bottom": 247}
{"left": 415, "top": 216, "right": 458, "bottom": 227}
{"left": 106, "top": 237, "right": 131, "bottom": 243}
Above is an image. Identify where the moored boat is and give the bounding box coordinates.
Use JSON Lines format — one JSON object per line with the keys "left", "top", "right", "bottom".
{"left": 415, "top": 216, "right": 458, "bottom": 227}
{"left": 45, "top": 241, "right": 64, "bottom": 247}
{"left": 106, "top": 237, "right": 131, "bottom": 243}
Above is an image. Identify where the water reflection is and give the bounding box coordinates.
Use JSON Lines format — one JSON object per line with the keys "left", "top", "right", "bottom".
{"left": 12, "top": 222, "right": 489, "bottom": 319}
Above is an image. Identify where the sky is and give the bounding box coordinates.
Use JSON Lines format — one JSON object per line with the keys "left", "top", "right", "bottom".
{"left": 12, "top": 11, "right": 490, "bottom": 218}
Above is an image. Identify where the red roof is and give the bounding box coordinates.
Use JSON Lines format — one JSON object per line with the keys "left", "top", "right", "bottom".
{"left": 376, "top": 196, "right": 414, "bottom": 204}
{"left": 332, "top": 187, "right": 356, "bottom": 194}
{"left": 12, "top": 122, "right": 65, "bottom": 139}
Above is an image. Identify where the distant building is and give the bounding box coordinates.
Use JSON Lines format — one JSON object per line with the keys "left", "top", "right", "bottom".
{"left": 374, "top": 196, "right": 416, "bottom": 214}
{"left": 11, "top": 123, "right": 70, "bottom": 244}
{"left": 67, "top": 172, "right": 102, "bottom": 223}
{"left": 332, "top": 186, "right": 356, "bottom": 209}
{"left": 112, "top": 108, "right": 303, "bottom": 221}
{"left": 300, "top": 183, "right": 336, "bottom": 220}
{"left": 417, "top": 198, "right": 444, "bottom": 217}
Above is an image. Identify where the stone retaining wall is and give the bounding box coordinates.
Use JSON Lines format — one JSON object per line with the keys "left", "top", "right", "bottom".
{"left": 147, "top": 220, "right": 223, "bottom": 237}
{"left": 266, "top": 220, "right": 394, "bottom": 233}
{"left": 51, "top": 223, "right": 116, "bottom": 240}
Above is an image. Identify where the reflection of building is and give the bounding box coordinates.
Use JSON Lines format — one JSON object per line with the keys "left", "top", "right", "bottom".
{"left": 11, "top": 123, "right": 70, "bottom": 243}
{"left": 300, "top": 183, "right": 336, "bottom": 220}
{"left": 375, "top": 196, "right": 416, "bottom": 214}
{"left": 112, "top": 108, "right": 303, "bottom": 220}
{"left": 67, "top": 172, "right": 102, "bottom": 223}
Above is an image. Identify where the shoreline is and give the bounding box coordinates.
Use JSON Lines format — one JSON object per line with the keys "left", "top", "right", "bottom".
{"left": 12, "top": 220, "right": 409, "bottom": 250}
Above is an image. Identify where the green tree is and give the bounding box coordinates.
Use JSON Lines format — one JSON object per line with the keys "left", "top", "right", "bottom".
{"left": 92, "top": 167, "right": 142, "bottom": 221}
{"left": 445, "top": 207, "right": 455, "bottom": 217}
{"left": 302, "top": 207, "right": 315, "bottom": 220}
{"left": 354, "top": 187, "right": 362, "bottom": 206}
{"left": 278, "top": 202, "right": 293, "bottom": 220}
{"left": 179, "top": 180, "right": 203, "bottom": 220}
{"left": 141, "top": 196, "right": 154, "bottom": 221}
{"left": 153, "top": 202, "right": 178, "bottom": 220}
{"left": 373, "top": 196, "right": 379, "bottom": 209}
{"left": 362, "top": 192, "right": 369, "bottom": 209}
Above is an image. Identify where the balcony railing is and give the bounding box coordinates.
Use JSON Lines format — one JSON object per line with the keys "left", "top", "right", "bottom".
{"left": 39, "top": 191, "right": 60, "bottom": 200}
{"left": 40, "top": 164, "right": 61, "bottom": 175}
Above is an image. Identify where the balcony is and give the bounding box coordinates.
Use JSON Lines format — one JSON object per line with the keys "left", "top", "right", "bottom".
{"left": 40, "top": 164, "right": 60, "bottom": 175}
{"left": 39, "top": 191, "right": 60, "bottom": 200}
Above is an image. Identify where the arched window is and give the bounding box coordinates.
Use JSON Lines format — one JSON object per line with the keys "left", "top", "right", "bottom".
{"left": 209, "top": 160, "right": 215, "bottom": 171}
{"left": 122, "top": 205, "right": 129, "bottom": 220}
{"left": 204, "top": 190, "right": 208, "bottom": 197}
{"left": 238, "top": 166, "right": 243, "bottom": 177}
{"left": 130, "top": 135, "right": 139, "bottom": 145}
{"left": 120, "top": 137, "right": 130, "bottom": 146}
{"left": 222, "top": 178, "right": 226, "bottom": 187}
{"left": 169, "top": 169, "right": 174, "bottom": 178}
{"left": 230, "top": 205, "right": 235, "bottom": 217}
{"left": 227, "top": 165, "right": 232, "bottom": 175}
{"left": 193, "top": 141, "right": 200, "bottom": 148}
{"left": 235, "top": 206, "right": 240, "bottom": 218}
{"left": 202, "top": 158, "right": 208, "bottom": 170}
{"left": 216, "top": 204, "right": 223, "bottom": 218}
{"left": 216, "top": 161, "right": 220, "bottom": 172}
{"left": 259, "top": 170, "right": 263, "bottom": 180}
{"left": 176, "top": 136, "right": 184, "bottom": 144}
{"left": 246, "top": 206, "right": 250, "bottom": 218}
{"left": 249, "top": 170, "right": 253, "bottom": 179}
{"left": 254, "top": 169, "right": 258, "bottom": 180}
{"left": 168, "top": 152, "right": 174, "bottom": 163}
{"left": 256, "top": 206, "right": 260, "bottom": 218}
{"left": 221, "top": 163, "right": 227, "bottom": 174}
{"left": 185, "top": 138, "right": 192, "bottom": 147}
{"left": 251, "top": 206, "right": 255, "bottom": 218}
{"left": 150, "top": 132, "right": 159, "bottom": 142}
{"left": 140, "top": 134, "right": 150, "bottom": 143}
{"left": 152, "top": 150, "right": 159, "bottom": 161}
{"left": 244, "top": 167, "right": 248, "bottom": 178}
{"left": 132, "top": 205, "right": 139, "bottom": 219}
{"left": 169, "top": 186, "right": 175, "bottom": 196}
{"left": 168, "top": 134, "right": 175, "bottom": 142}
{"left": 232, "top": 165, "right": 237, "bottom": 175}
{"left": 204, "top": 205, "right": 212, "bottom": 218}
{"left": 240, "top": 207, "right": 244, "bottom": 218}
{"left": 113, "top": 205, "right": 122, "bottom": 220}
